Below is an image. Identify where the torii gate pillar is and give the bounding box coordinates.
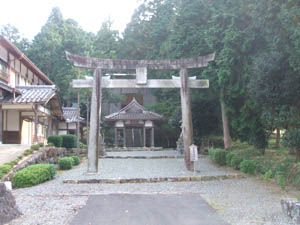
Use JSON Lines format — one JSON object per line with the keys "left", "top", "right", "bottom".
{"left": 87, "top": 68, "right": 101, "bottom": 173}
{"left": 180, "top": 68, "right": 194, "bottom": 170}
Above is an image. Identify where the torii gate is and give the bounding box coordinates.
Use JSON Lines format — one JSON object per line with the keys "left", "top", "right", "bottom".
{"left": 66, "top": 52, "right": 215, "bottom": 173}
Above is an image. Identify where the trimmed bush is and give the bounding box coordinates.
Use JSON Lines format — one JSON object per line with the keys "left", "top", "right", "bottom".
{"left": 46, "top": 142, "right": 54, "bottom": 147}
{"left": 71, "top": 156, "right": 80, "bottom": 166}
{"left": 58, "top": 157, "right": 73, "bottom": 170}
{"left": 226, "top": 152, "right": 235, "bottom": 165}
{"left": 61, "top": 134, "right": 77, "bottom": 149}
{"left": 38, "top": 142, "right": 44, "bottom": 147}
{"left": 240, "top": 160, "right": 257, "bottom": 174}
{"left": 230, "top": 155, "right": 243, "bottom": 169}
{"left": 12, "top": 164, "right": 56, "bottom": 188}
{"left": 0, "top": 164, "right": 12, "bottom": 175}
{"left": 31, "top": 144, "right": 40, "bottom": 151}
{"left": 47, "top": 135, "right": 62, "bottom": 147}
{"left": 209, "top": 148, "right": 226, "bottom": 166}
{"left": 24, "top": 149, "right": 33, "bottom": 156}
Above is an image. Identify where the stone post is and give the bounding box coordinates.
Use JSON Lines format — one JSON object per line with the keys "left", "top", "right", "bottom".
{"left": 87, "top": 68, "right": 101, "bottom": 173}
{"left": 114, "top": 127, "right": 118, "bottom": 147}
{"left": 123, "top": 127, "right": 126, "bottom": 148}
{"left": 180, "top": 68, "right": 194, "bottom": 171}
{"left": 143, "top": 127, "right": 146, "bottom": 147}
{"left": 151, "top": 127, "right": 155, "bottom": 147}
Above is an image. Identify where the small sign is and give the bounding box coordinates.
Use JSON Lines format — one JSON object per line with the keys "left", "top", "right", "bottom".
{"left": 189, "top": 144, "right": 198, "bottom": 161}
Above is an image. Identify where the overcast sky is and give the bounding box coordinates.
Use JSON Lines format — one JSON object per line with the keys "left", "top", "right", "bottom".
{"left": 0, "top": 0, "right": 141, "bottom": 40}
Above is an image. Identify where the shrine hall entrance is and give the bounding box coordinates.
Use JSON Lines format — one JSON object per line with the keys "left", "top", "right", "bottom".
{"left": 125, "top": 127, "right": 143, "bottom": 147}
{"left": 105, "top": 98, "right": 163, "bottom": 148}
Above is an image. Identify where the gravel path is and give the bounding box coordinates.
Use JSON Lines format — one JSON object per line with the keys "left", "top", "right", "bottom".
{"left": 7, "top": 154, "right": 297, "bottom": 225}
{"left": 107, "top": 150, "right": 180, "bottom": 157}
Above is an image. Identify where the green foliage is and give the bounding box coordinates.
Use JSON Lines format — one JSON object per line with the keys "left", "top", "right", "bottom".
{"left": 208, "top": 148, "right": 226, "bottom": 166}
{"left": 283, "top": 129, "right": 300, "bottom": 149}
{"left": 12, "top": 164, "right": 56, "bottom": 188}
{"left": 0, "top": 164, "right": 12, "bottom": 175}
{"left": 38, "top": 143, "right": 44, "bottom": 147}
{"left": 240, "top": 160, "right": 257, "bottom": 174}
{"left": 31, "top": 144, "right": 40, "bottom": 151}
{"left": 46, "top": 142, "right": 54, "bottom": 147}
{"left": 24, "top": 149, "right": 33, "bottom": 156}
{"left": 264, "top": 170, "right": 273, "bottom": 181}
{"left": 47, "top": 135, "right": 62, "bottom": 147}
{"left": 58, "top": 157, "right": 73, "bottom": 170}
{"left": 80, "top": 142, "right": 87, "bottom": 149}
{"left": 226, "top": 152, "right": 235, "bottom": 165}
{"left": 71, "top": 156, "right": 80, "bottom": 166}
{"left": 275, "top": 171, "right": 287, "bottom": 190}
{"left": 230, "top": 155, "right": 243, "bottom": 169}
{"left": 61, "top": 134, "right": 77, "bottom": 149}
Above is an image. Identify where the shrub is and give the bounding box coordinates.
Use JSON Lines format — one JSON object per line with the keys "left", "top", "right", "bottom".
{"left": 31, "top": 144, "right": 40, "bottom": 151}
{"left": 12, "top": 164, "right": 56, "bottom": 188}
{"left": 61, "top": 134, "right": 77, "bottom": 149}
{"left": 264, "top": 169, "right": 273, "bottom": 181}
{"left": 71, "top": 156, "right": 80, "bottom": 166}
{"left": 47, "top": 135, "right": 62, "bottom": 147}
{"left": 80, "top": 142, "right": 87, "bottom": 149}
{"left": 38, "top": 142, "right": 44, "bottom": 147}
{"left": 275, "top": 171, "right": 286, "bottom": 190}
{"left": 209, "top": 148, "right": 226, "bottom": 166}
{"left": 58, "top": 157, "right": 73, "bottom": 170}
{"left": 24, "top": 149, "right": 33, "bottom": 156}
{"left": 0, "top": 164, "right": 12, "bottom": 175}
{"left": 226, "top": 152, "right": 235, "bottom": 165}
{"left": 17, "top": 156, "right": 23, "bottom": 160}
{"left": 46, "top": 142, "right": 54, "bottom": 147}
{"left": 240, "top": 160, "right": 257, "bottom": 174}
{"left": 230, "top": 155, "right": 243, "bottom": 169}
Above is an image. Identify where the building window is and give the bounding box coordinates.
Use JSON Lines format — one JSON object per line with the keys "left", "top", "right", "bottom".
{"left": 0, "top": 59, "right": 8, "bottom": 81}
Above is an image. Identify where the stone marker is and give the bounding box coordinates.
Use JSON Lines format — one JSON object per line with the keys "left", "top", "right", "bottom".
{"left": 0, "top": 182, "right": 21, "bottom": 225}
{"left": 281, "top": 199, "right": 300, "bottom": 224}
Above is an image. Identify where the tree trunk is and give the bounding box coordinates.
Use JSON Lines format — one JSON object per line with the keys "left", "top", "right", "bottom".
{"left": 275, "top": 128, "right": 280, "bottom": 148}
{"left": 220, "top": 89, "right": 232, "bottom": 149}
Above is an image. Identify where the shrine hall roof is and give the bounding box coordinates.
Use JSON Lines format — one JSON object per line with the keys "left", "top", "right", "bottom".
{"left": 62, "top": 107, "right": 85, "bottom": 123}
{"left": 104, "top": 98, "right": 164, "bottom": 122}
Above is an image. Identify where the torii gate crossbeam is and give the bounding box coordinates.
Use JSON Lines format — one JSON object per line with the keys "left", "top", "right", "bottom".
{"left": 67, "top": 52, "right": 215, "bottom": 173}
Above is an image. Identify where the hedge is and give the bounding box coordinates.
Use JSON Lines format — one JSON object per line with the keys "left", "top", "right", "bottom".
{"left": 240, "top": 160, "right": 257, "bottom": 174}
{"left": 59, "top": 157, "right": 73, "bottom": 170}
{"left": 209, "top": 148, "right": 226, "bottom": 166}
{"left": 12, "top": 164, "right": 56, "bottom": 188}
{"left": 71, "top": 156, "right": 80, "bottom": 166}
{"left": 61, "top": 134, "right": 77, "bottom": 149}
{"left": 47, "top": 135, "right": 63, "bottom": 147}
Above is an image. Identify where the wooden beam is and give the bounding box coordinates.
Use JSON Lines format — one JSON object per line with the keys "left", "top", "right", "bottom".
{"left": 66, "top": 51, "right": 215, "bottom": 70}
{"left": 72, "top": 78, "right": 209, "bottom": 89}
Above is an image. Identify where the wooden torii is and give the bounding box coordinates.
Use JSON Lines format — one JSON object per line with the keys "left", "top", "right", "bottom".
{"left": 66, "top": 52, "right": 215, "bottom": 173}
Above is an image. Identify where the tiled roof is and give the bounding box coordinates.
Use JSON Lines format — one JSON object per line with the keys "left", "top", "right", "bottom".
{"left": 105, "top": 98, "right": 163, "bottom": 121}
{"left": 0, "top": 85, "right": 57, "bottom": 103}
{"left": 63, "top": 107, "right": 84, "bottom": 123}
{"left": 0, "top": 81, "right": 20, "bottom": 94}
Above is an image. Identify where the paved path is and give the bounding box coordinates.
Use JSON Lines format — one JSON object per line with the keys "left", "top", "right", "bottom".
{"left": 70, "top": 194, "right": 229, "bottom": 225}
{"left": 0, "top": 145, "right": 29, "bottom": 165}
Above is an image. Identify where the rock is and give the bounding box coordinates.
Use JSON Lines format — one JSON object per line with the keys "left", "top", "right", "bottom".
{"left": 281, "top": 199, "right": 300, "bottom": 224}
{"left": 0, "top": 182, "right": 21, "bottom": 225}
